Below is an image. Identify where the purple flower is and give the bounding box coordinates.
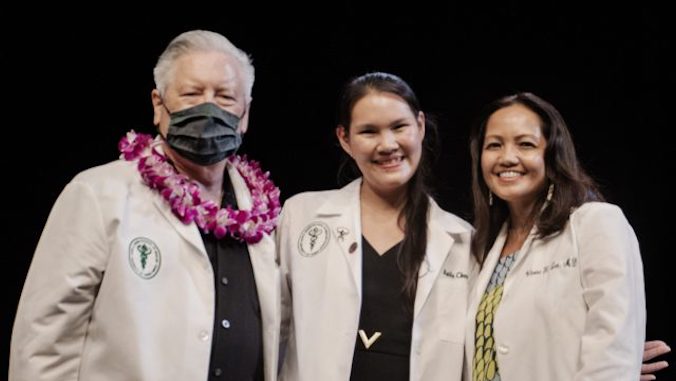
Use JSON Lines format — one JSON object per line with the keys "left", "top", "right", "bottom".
{"left": 118, "top": 131, "right": 281, "bottom": 244}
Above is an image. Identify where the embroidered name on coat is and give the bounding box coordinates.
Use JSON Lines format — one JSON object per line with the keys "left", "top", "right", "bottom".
{"left": 526, "top": 257, "right": 577, "bottom": 276}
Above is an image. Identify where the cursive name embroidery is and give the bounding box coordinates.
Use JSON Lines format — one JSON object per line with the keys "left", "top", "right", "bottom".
{"left": 443, "top": 269, "right": 469, "bottom": 279}
{"left": 526, "top": 257, "right": 577, "bottom": 276}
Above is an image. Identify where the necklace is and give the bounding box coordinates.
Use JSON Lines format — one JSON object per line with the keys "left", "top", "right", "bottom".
{"left": 119, "top": 130, "right": 281, "bottom": 243}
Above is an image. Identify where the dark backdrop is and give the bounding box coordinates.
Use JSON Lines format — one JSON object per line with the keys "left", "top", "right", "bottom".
{"left": 4, "top": 4, "right": 673, "bottom": 378}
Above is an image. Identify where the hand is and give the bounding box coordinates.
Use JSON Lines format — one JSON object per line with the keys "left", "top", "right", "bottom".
{"left": 641, "top": 340, "right": 670, "bottom": 381}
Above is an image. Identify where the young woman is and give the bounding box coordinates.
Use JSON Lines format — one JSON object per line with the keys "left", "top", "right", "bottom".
{"left": 277, "top": 72, "right": 475, "bottom": 381}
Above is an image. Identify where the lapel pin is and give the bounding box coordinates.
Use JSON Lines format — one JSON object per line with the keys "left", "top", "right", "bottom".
{"left": 348, "top": 242, "right": 358, "bottom": 254}
{"left": 336, "top": 227, "right": 349, "bottom": 241}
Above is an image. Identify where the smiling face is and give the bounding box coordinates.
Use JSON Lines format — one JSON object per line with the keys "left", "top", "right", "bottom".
{"left": 337, "top": 91, "right": 425, "bottom": 197}
{"left": 481, "top": 103, "right": 547, "bottom": 210}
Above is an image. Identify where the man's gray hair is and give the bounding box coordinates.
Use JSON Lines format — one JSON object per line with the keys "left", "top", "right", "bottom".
{"left": 153, "top": 30, "right": 254, "bottom": 100}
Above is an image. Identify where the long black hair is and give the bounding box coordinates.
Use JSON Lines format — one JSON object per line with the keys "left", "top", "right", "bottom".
{"left": 336, "top": 72, "right": 439, "bottom": 304}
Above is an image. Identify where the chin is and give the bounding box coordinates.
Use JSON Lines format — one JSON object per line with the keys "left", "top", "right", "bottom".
{"left": 375, "top": 179, "right": 410, "bottom": 193}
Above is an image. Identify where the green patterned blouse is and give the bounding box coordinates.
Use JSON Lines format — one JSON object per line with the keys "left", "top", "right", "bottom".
{"left": 472, "top": 252, "right": 518, "bottom": 381}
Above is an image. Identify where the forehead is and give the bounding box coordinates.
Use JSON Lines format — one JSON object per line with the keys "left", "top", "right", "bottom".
{"left": 169, "top": 50, "right": 244, "bottom": 92}
{"left": 486, "top": 104, "right": 543, "bottom": 136}
{"left": 351, "top": 92, "right": 414, "bottom": 120}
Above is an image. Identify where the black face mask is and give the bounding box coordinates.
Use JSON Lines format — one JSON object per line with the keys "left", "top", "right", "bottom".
{"left": 164, "top": 102, "right": 243, "bottom": 165}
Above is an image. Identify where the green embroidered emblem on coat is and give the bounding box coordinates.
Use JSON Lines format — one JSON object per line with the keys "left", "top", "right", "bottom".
{"left": 129, "top": 237, "right": 161, "bottom": 279}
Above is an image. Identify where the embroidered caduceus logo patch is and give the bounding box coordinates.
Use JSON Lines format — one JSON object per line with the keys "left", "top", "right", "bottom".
{"left": 298, "top": 222, "right": 330, "bottom": 257}
{"left": 128, "top": 237, "right": 161, "bottom": 279}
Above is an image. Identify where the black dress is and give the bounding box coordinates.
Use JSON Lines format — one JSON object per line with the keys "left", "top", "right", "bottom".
{"left": 350, "top": 237, "right": 412, "bottom": 381}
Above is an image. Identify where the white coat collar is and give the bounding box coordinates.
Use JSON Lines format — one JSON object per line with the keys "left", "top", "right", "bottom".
{"left": 228, "top": 163, "right": 279, "bottom": 379}
{"left": 313, "top": 179, "right": 364, "bottom": 299}
{"left": 314, "top": 178, "right": 472, "bottom": 318}
{"left": 150, "top": 158, "right": 274, "bottom": 258}
{"left": 146, "top": 141, "right": 208, "bottom": 255}
{"left": 415, "top": 198, "right": 471, "bottom": 317}
{"left": 150, "top": 160, "right": 278, "bottom": 377}
{"left": 468, "top": 222, "right": 538, "bottom": 320}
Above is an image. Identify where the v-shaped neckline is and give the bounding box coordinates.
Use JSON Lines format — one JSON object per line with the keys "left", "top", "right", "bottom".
{"left": 362, "top": 236, "right": 403, "bottom": 257}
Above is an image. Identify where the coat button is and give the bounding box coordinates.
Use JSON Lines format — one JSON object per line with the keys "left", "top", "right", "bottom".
{"left": 497, "top": 344, "right": 509, "bottom": 354}
{"left": 198, "top": 330, "right": 209, "bottom": 341}
{"left": 221, "top": 276, "right": 229, "bottom": 285}
{"left": 221, "top": 319, "right": 231, "bottom": 329}
{"left": 213, "top": 368, "right": 223, "bottom": 377}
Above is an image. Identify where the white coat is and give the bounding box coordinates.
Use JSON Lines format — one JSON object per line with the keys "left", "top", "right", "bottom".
{"left": 463, "top": 202, "right": 646, "bottom": 380}
{"left": 10, "top": 158, "right": 280, "bottom": 381}
{"left": 277, "top": 179, "right": 476, "bottom": 381}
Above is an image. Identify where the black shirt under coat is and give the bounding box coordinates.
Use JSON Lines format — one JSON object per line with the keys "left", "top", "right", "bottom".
{"left": 201, "top": 174, "right": 264, "bottom": 381}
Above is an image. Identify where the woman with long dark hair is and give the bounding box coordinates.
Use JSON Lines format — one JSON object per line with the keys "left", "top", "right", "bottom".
{"left": 465, "top": 92, "right": 646, "bottom": 380}
{"left": 278, "top": 72, "right": 475, "bottom": 381}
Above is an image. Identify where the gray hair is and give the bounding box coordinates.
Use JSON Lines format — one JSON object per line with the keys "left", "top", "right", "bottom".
{"left": 153, "top": 30, "right": 255, "bottom": 100}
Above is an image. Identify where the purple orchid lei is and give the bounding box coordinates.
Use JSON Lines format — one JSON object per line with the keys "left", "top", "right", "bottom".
{"left": 118, "top": 130, "right": 281, "bottom": 244}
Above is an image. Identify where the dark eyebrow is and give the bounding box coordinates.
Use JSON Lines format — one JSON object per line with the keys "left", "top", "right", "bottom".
{"left": 389, "top": 118, "right": 412, "bottom": 126}
{"left": 514, "top": 134, "right": 540, "bottom": 140}
{"left": 352, "top": 122, "right": 378, "bottom": 130}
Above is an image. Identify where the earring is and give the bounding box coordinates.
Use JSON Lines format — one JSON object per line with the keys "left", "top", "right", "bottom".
{"left": 546, "top": 183, "right": 554, "bottom": 202}
{"left": 488, "top": 191, "right": 493, "bottom": 206}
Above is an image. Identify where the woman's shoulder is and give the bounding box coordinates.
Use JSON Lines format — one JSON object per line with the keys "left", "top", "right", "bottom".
{"left": 429, "top": 198, "right": 474, "bottom": 234}
{"left": 284, "top": 187, "right": 347, "bottom": 209}
{"left": 571, "top": 201, "right": 625, "bottom": 220}
{"left": 570, "top": 201, "right": 632, "bottom": 231}
{"left": 284, "top": 179, "right": 360, "bottom": 209}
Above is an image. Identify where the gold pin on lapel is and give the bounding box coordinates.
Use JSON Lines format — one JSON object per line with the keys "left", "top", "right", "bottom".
{"left": 358, "top": 329, "right": 382, "bottom": 349}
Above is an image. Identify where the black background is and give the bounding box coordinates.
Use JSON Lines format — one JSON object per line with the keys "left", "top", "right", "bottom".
{"left": 4, "top": 3, "right": 674, "bottom": 378}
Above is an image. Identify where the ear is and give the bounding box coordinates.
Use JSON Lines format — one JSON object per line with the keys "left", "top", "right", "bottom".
{"left": 151, "top": 89, "right": 164, "bottom": 128}
{"left": 336, "top": 125, "right": 352, "bottom": 157}
{"left": 417, "top": 111, "right": 426, "bottom": 139}
{"left": 237, "top": 100, "right": 252, "bottom": 134}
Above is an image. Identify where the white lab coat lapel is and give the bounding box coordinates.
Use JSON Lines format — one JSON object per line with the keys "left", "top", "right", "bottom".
{"left": 413, "top": 201, "right": 456, "bottom": 318}
{"left": 314, "top": 179, "right": 363, "bottom": 298}
{"left": 469, "top": 224, "right": 507, "bottom": 314}
{"left": 465, "top": 224, "right": 507, "bottom": 368}
{"left": 148, "top": 142, "right": 207, "bottom": 257}
{"left": 465, "top": 222, "right": 537, "bottom": 363}
{"left": 151, "top": 192, "right": 207, "bottom": 256}
{"left": 228, "top": 163, "right": 279, "bottom": 381}
{"left": 504, "top": 226, "right": 537, "bottom": 277}
{"left": 147, "top": 161, "right": 278, "bottom": 381}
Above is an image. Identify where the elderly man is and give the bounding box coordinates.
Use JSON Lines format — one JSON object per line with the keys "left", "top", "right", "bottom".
{"left": 10, "top": 30, "right": 281, "bottom": 381}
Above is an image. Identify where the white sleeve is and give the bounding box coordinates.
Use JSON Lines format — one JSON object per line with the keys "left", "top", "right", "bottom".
{"left": 574, "top": 203, "right": 646, "bottom": 380}
{"left": 9, "top": 180, "right": 109, "bottom": 381}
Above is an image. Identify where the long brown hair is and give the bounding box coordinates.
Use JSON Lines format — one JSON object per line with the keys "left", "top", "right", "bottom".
{"left": 336, "top": 72, "right": 439, "bottom": 305}
{"left": 469, "top": 92, "right": 603, "bottom": 265}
